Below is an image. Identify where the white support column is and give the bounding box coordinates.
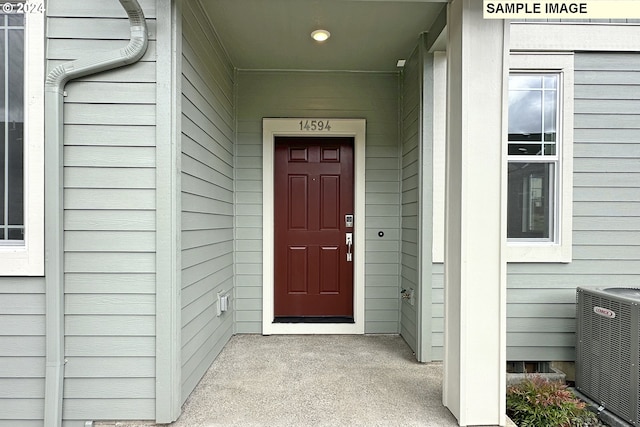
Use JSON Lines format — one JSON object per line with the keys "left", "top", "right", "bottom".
{"left": 155, "top": 0, "right": 182, "bottom": 422}
{"left": 443, "top": 1, "right": 508, "bottom": 426}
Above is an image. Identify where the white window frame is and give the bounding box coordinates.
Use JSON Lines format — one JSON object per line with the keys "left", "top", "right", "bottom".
{"left": 507, "top": 53, "right": 573, "bottom": 263}
{"left": 0, "top": 9, "right": 44, "bottom": 275}
{"left": 507, "top": 72, "right": 560, "bottom": 242}
{"left": 431, "top": 52, "right": 573, "bottom": 263}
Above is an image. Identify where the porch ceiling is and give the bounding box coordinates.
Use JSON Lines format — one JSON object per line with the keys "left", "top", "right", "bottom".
{"left": 199, "top": 0, "right": 447, "bottom": 72}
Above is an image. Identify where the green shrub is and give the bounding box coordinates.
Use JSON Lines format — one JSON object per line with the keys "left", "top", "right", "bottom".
{"left": 506, "top": 376, "right": 598, "bottom": 427}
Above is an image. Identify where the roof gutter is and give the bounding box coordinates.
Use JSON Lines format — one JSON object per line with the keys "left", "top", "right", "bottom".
{"left": 43, "top": 1, "right": 148, "bottom": 425}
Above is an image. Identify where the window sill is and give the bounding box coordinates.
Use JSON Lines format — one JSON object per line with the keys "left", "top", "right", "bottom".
{"left": 507, "top": 242, "right": 571, "bottom": 263}
{"left": 0, "top": 246, "right": 44, "bottom": 276}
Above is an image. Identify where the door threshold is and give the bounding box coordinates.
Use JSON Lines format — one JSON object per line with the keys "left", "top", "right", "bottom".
{"left": 274, "top": 316, "right": 355, "bottom": 324}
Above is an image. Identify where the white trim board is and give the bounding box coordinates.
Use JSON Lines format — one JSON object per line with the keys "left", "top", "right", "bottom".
{"left": 262, "top": 118, "right": 366, "bottom": 335}
{"left": 431, "top": 51, "right": 446, "bottom": 264}
{"left": 510, "top": 22, "right": 640, "bottom": 52}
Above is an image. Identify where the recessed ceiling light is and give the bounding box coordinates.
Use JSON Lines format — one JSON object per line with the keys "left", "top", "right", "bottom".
{"left": 311, "top": 29, "right": 331, "bottom": 42}
{"left": 397, "top": 59, "right": 406, "bottom": 68}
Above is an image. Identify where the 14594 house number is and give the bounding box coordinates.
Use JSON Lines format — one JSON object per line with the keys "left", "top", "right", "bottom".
{"left": 299, "top": 120, "right": 332, "bottom": 131}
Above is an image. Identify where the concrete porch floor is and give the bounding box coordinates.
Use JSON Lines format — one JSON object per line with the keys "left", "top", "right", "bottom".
{"left": 117, "top": 334, "right": 460, "bottom": 426}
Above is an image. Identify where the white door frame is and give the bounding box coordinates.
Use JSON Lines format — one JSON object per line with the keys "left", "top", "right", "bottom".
{"left": 262, "top": 118, "right": 366, "bottom": 334}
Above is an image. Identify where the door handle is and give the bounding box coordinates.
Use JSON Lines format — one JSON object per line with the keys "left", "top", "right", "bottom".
{"left": 346, "top": 233, "right": 353, "bottom": 262}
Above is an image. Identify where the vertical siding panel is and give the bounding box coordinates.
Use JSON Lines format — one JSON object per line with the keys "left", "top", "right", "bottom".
{"left": 50, "top": 2, "right": 159, "bottom": 423}
{"left": 506, "top": 52, "right": 640, "bottom": 361}
{"left": 180, "top": 1, "right": 235, "bottom": 404}
{"left": 400, "top": 49, "right": 420, "bottom": 352}
{"left": 236, "top": 71, "right": 401, "bottom": 334}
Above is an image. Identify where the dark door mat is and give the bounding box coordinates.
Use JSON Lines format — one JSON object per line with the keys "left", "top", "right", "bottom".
{"left": 274, "top": 316, "right": 355, "bottom": 324}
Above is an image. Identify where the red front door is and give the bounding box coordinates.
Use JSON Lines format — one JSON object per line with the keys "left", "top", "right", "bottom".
{"left": 274, "top": 137, "right": 354, "bottom": 320}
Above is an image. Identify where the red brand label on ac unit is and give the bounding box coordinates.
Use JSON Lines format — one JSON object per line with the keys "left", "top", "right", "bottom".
{"left": 593, "top": 306, "right": 616, "bottom": 319}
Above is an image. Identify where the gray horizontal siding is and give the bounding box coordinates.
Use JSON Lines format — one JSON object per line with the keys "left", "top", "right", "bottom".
{"left": 47, "top": 0, "right": 158, "bottom": 18}
{"left": 180, "top": 1, "right": 235, "bottom": 404}
{"left": 0, "top": 279, "right": 45, "bottom": 425}
{"left": 47, "top": 18, "right": 159, "bottom": 40}
{"left": 236, "top": 71, "right": 401, "bottom": 334}
{"left": 48, "top": 40, "right": 157, "bottom": 62}
{"left": 506, "top": 52, "right": 640, "bottom": 362}
{"left": 400, "top": 48, "right": 420, "bottom": 352}
{"left": 50, "top": 1, "right": 159, "bottom": 423}
{"left": 0, "top": 420, "right": 44, "bottom": 427}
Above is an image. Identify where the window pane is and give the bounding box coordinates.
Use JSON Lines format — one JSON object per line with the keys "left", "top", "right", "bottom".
{"left": 7, "top": 26, "right": 23, "bottom": 231}
{"left": 8, "top": 28, "right": 23, "bottom": 122}
{"left": 544, "top": 90, "right": 557, "bottom": 143}
{"left": 8, "top": 122, "right": 23, "bottom": 228}
{"left": 508, "top": 143, "right": 542, "bottom": 155}
{"left": 8, "top": 227, "right": 22, "bottom": 240}
{"left": 509, "top": 75, "right": 543, "bottom": 89}
{"left": 0, "top": 16, "right": 24, "bottom": 241}
{"left": 0, "top": 135, "right": 4, "bottom": 227}
{"left": 507, "top": 162, "right": 554, "bottom": 240}
{"left": 0, "top": 24, "right": 4, "bottom": 229}
{"left": 509, "top": 89, "right": 542, "bottom": 141}
{"left": 509, "top": 73, "right": 559, "bottom": 158}
{"left": 543, "top": 75, "right": 557, "bottom": 89}
{"left": 8, "top": 13, "right": 24, "bottom": 26}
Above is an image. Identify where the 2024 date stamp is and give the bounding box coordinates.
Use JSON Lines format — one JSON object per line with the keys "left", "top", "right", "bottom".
{"left": 1, "top": 2, "right": 45, "bottom": 14}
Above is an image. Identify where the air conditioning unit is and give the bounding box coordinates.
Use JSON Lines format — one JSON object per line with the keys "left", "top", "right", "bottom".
{"left": 576, "top": 286, "right": 640, "bottom": 426}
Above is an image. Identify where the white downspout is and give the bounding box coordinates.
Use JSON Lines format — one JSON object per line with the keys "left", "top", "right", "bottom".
{"left": 43, "top": 1, "right": 148, "bottom": 425}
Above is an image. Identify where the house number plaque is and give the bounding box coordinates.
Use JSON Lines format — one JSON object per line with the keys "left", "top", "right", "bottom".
{"left": 299, "top": 120, "right": 332, "bottom": 131}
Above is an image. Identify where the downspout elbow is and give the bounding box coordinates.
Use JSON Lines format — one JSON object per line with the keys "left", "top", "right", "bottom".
{"left": 123, "top": 25, "right": 148, "bottom": 63}
{"left": 45, "top": 0, "right": 148, "bottom": 90}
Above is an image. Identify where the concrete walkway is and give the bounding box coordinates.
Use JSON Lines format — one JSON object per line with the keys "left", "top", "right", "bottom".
{"left": 117, "top": 334, "right": 460, "bottom": 427}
